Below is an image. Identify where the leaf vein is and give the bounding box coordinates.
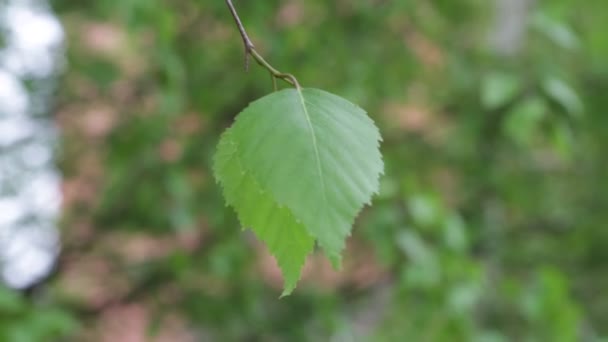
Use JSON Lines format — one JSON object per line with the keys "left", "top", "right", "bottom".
{"left": 296, "top": 89, "right": 328, "bottom": 223}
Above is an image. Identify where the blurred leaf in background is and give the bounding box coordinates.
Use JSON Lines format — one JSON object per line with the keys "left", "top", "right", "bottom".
{"left": 0, "top": 0, "right": 607, "bottom": 340}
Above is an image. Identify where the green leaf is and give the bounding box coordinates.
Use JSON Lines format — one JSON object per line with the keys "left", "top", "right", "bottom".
{"left": 214, "top": 88, "right": 383, "bottom": 294}
{"left": 542, "top": 77, "right": 583, "bottom": 117}
{"left": 503, "top": 96, "right": 547, "bottom": 146}
{"left": 533, "top": 13, "right": 580, "bottom": 51}
{"left": 481, "top": 72, "right": 521, "bottom": 110}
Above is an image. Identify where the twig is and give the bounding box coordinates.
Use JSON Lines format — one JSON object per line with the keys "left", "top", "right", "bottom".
{"left": 224, "top": 0, "right": 300, "bottom": 89}
{"left": 224, "top": 0, "right": 254, "bottom": 70}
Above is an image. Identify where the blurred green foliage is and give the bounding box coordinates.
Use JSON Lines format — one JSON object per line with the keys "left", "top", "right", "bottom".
{"left": 0, "top": 286, "right": 76, "bottom": 341}
{"left": 2, "top": 0, "right": 608, "bottom": 340}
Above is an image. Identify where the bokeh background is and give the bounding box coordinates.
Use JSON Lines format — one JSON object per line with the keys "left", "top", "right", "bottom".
{"left": 1, "top": 0, "right": 607, "bottom": 340}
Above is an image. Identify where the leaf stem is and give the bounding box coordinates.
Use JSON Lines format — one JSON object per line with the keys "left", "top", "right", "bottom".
{"left": 270, "top": 71, "right": 278, "bottom": 91}
{"left": 224, "top": 0, "right": 300, "bottom": 90}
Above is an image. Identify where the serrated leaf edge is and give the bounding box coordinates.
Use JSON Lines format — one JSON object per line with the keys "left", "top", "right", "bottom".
{"left": 213, "top": 130, "right": 314, "bottom": 296}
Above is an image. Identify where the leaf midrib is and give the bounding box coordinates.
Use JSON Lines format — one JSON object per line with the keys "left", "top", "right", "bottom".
{"left": 295, "top": 89, "right": 328, "bottom": 222}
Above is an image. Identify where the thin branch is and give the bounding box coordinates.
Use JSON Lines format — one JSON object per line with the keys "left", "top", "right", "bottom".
{"left": 224, "top": 0, "right": 300, "bottom": 89}
{"left": 225, "top": 0, "right": 254, "bottom": 70}
{"left": 270, "top": 71, "right": 277, "bottom": 91}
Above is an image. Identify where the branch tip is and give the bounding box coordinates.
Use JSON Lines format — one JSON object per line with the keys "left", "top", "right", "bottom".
{"left": 224, "top": 0, "right": 300, "bottom": 87}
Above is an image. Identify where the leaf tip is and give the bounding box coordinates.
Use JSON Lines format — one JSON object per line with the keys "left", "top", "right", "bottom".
{"left": 329, "top": 253, "right": 342, "bottom": 270}
{"left": 279, "top": 288, "right": 294, "bottom": 298}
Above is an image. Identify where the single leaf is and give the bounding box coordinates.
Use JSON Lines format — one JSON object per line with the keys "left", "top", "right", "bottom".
{"left": 542, "top": 77, "right": 583, "bottom": 117}
{"left": 533, "top": 13, "right": 580, "bottom": 51}
{"left": 503, "top": 96, "right": 547, "bottom": 145}
{"left": 214, "top": 87, "right": 383, "bottom": 293}
{"left": 481, "top": 72, "right": 521, "bottom": 110}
